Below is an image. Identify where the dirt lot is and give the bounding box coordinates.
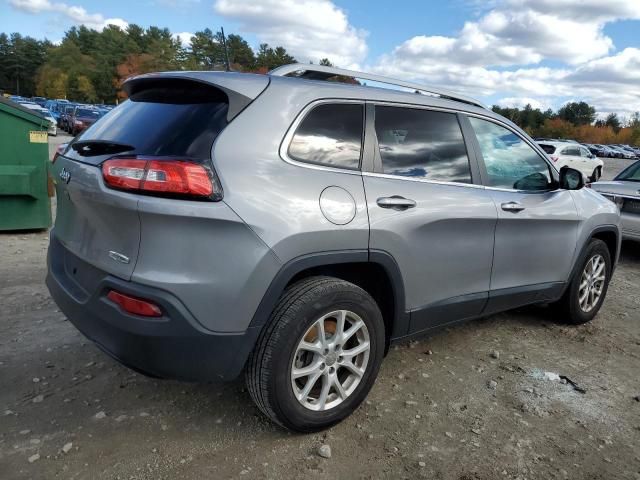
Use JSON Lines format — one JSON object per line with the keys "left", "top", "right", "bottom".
{"left": 1, "top": 138, "right": 639, "bottom": 479}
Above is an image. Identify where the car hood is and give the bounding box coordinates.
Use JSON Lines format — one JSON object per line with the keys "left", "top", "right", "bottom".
{"left": 591, "top": 180, "right": 640, "bottom": 197}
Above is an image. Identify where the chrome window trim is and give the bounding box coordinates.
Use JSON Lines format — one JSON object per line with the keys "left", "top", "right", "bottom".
{"left": 362, "top": 171, "right": 485, "bottom": 189}
{"left": 279, "top": 98, "right": 365, "bottom": 176}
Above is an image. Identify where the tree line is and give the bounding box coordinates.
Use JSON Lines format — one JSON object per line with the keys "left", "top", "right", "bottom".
{"left": 1, "top": 25, "right": 638, "bottom": 145}
{"left": 0, "top": 26, "right": 303, "bottom": 104}
{"left": 492, "top": 102, "right": 640, "bottom": 146}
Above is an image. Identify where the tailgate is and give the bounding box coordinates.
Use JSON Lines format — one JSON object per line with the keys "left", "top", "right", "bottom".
{"left": 51, "top": 156, "right": 140, "bottom": 280}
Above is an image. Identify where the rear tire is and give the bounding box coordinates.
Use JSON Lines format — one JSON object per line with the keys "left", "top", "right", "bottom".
{"left": 554, "top": 239, "right": 611, "bottom": 324}
{"left": 246, "top": 276, "right": 385, "bottom": 432}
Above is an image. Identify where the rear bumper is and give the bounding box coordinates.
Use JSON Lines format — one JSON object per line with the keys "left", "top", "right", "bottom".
{"left": 46, "top": 234, "right": 259, "bottom": 381}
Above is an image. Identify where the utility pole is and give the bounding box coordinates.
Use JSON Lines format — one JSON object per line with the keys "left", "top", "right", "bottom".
{"left": 220, "top": 26, "right": 231, "bottom": 71}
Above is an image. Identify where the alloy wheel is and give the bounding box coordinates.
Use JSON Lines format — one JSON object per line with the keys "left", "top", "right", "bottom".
{"left": 578, "top": 254, "right": 606, "bottom": 313}
{"left": 291, "top": 310, "right": 370, "bottom": 411}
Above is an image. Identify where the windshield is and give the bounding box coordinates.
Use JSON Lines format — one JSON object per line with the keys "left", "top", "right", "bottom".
{"left": 76, "top": 108, "right": 100, "bottom": 117}
{"left": 615, "top": 161, "right": 640, "bottom": 182}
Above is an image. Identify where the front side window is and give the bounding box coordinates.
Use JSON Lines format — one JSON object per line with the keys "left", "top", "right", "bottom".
{"left": 288, "top": 103, "right": 363, "bottom": 169}
{"left": 469, "top": 117, "right": 553, "bottom": 191}
{"left": 374, "top": 106, "right": 472, "bottom": 183}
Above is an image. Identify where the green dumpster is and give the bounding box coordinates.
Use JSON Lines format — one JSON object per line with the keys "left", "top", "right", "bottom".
{"left": 0, "top": 96, "right": 52, "bottom": 230}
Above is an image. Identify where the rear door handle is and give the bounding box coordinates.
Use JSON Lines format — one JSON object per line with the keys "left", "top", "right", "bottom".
{"left": 377, "top": 196, "right": 416, "bottom": 210}
{"left": 501, "top": 201, "right": 525, "bottom": 212}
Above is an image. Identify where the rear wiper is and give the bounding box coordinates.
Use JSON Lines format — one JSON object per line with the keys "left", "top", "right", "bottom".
{"left": 71, "top": 140, "right": 134, "bottom": 157}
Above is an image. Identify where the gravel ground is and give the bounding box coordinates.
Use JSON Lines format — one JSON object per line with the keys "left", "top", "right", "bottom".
{"left": 0, "top": 136, "right": 638, "bottom": 479}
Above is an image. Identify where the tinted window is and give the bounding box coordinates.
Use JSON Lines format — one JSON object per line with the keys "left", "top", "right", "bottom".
{"left": 288, "top": 103, "right": 363, "bottom": 169}
{"left": 76, "top": 108, "right": 100, "bottom": 117}
{"left": 579, "top": 147, "right": 591, "bottom": 157}
{"left": 75, "top": 83, "right": 229, "bottom": 159}
{"left": 616, "top": 161, "right": 640, "bottom": 181}
{"left": 469, "top": 117, "right": 552, "bottom": 191}
{"left": 374, "top": 106, "right": 471, "bottom": 183}
{"left": 538, "top": 144, "right": 556, "bottom": 154}
{"left": 561, "top": 146, "right": 580, "bottom": 156}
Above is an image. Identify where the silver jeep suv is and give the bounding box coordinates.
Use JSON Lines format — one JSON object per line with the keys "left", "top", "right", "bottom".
{"left": 47, "top": 64, "right": 621, "bottom": 431}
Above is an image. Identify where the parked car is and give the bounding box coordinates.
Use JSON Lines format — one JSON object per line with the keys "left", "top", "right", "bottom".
{"left": 537, "top": 141, "right": 604, "bottom": 181}
{"left": 618, "top": 146, "right": 640, "bottom": 159}
{"left": 69, "top": 106, "right": 103, "bottom": 135}
{"left": 591, "top": 160, "right": 640, "bottom": 241}
{"left": 47, "top": 65, "right": 621, "bottom": 432}
{"left": 592, "top": 144, "right": 616, "bottom": 158}
{"left": 609, "top": 145, "right": 635, "bottom": 159}
{"left": 584, "top": 144, "right": 605, "bottom": 157}
{"left": 31, "top": 96, "right": 47, "bottom": 107}
{"left": 22, "top": 103, "right": 57, "bottom": 136}
{"left": 60, "top": 103, "right": 78, "bottom": 131}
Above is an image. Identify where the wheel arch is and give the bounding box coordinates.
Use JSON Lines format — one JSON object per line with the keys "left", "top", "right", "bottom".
{"left": 247, "top": 250, "right": 409, "bottom": 350}
{"left": 566, "top": 225, "right": 620, "bottom": 290}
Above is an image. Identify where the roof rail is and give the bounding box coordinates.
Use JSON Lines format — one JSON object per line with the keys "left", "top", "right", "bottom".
{"left": 269, "top": 63, "right": 487, "bottom": 110}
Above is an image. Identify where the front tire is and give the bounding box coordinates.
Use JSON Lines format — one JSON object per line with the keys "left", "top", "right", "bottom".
{"left": 554, "top": 239, "right": 611, "bottom": 324}
{"left": 590, "top": 167, "right": 601, "bottom": 182}
{"left": 246, "top": 276, "right": 385, "bottom": 432}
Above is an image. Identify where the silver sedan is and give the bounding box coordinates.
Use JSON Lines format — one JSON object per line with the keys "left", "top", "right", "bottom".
{"left": 591, "top": 160, "right": 640, "bottom": 241}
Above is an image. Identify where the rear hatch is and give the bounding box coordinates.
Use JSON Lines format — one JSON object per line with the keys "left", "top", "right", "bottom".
{"left": 51, "top": 73, "right": 269, "bottom": 281}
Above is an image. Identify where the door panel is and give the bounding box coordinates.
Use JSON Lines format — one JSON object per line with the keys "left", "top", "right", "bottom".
{"left": 365, "top": 175, "right": 496, "bottom": 333}
{"left": 465, "top": 115, "right": 581, "bottom": 312}
{"left": 488, "top": 189, "right": 579, "bottom": 291}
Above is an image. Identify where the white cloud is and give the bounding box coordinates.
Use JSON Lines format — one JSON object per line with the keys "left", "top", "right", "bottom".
{"left": 172, "top": 32, "right": 195, "bottom": 48}
{"left": 9, "top": 0, "right": 128, "bottom": 31}
{"left": 371, "top": 1, "right": 640, "bottom": 116}
{"left": 497, "top": 97, "right": 551, "bottom": 110}
{"left": 214, "top": 0, "right": 368, "bottom": 69}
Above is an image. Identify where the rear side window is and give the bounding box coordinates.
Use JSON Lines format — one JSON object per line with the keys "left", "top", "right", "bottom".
{"left": 561, "top": 146, "right": 580, "bottom": 156}
{"left": 76, "top": 81, "right": 229, "bottom": 159}
{"left": 288, "top": 103, "right": 363, "bottom": 170}
{"left": 374, "top": 106, "right": 471, "bottom": 183}
{"left": 538, "top": 144, "right": 556, "bottom": 154}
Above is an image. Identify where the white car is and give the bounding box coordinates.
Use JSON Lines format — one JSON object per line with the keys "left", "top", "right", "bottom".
{"left": 21, "top": 103, "right": 57, "bottom": 136}
{"left": 537, "top": 141, "right": 603, "bottom": 182}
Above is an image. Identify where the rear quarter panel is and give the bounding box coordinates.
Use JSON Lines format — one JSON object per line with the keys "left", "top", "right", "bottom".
{"left": 212, "top": 81, "right": 370, "bottom": 262}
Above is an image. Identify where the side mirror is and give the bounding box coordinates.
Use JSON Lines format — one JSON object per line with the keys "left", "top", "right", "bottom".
{"left": 559, "top": 166, "right": 585, "bottom": 190}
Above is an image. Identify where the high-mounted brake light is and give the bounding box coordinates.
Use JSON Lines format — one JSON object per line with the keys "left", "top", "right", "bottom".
{"left": 107, "top": 290, "right": 162, "bottom": 317}
{"left": 102, "top": 157, "right": 217, "bottom": 199}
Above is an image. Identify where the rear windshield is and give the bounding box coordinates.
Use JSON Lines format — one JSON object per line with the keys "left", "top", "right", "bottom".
{"left": 538, "top": 144, "right": 556, "bottom": 154}
{"left": 76, "top": 108, "right": 101, "bottom": 117}
{"left": 74, "top": 82, "right": 229, "bottom": 160}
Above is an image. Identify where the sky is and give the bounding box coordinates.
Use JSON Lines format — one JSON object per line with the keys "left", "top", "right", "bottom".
{"left": 3, "top": 0, "right": 640, "bottom": 118}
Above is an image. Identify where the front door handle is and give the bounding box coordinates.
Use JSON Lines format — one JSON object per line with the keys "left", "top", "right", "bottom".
{"left": 501, "top": 201, "right": 525, "bottom": 212}
{"left": 377, "top": 196, "right": 417, "bottom": 210}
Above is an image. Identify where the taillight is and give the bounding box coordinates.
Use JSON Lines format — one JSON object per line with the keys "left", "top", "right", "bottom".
{"left": 550, "top": 155, "right": 559, "bottom": 162}
{"left": 52, "top": 143, "right": 68, "bottom": 164}
{"left": 107, "top": 290, "right": 162, "bottom": 317}
{"left": 102, "top": 157, "right": 220, "bottom": 200}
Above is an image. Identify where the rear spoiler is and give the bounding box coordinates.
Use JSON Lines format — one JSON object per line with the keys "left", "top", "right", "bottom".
{"left": 123, "top": 71, "right": 270, "bottom": 121}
